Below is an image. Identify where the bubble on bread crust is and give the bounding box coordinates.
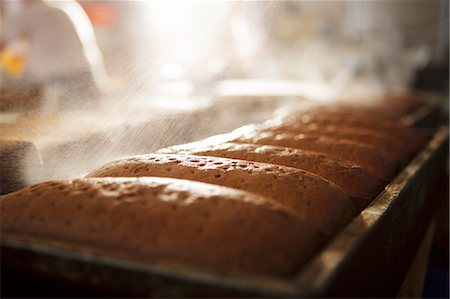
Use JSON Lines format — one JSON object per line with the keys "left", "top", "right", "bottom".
{"left": 65, "top": 220, "right": 72, "bottom": 227}
{"left": 101, "top": 182, "right": 120, "bottom": 191}
{"left": 57, "top": 185, "right": 67, "bottom": 191}
{"left": 202, "top": 211, "right": 210, "bottom": 219}
{"left": 159, "top": 189, "right": 180, "bottom": 202}
{"left": 195, "top": 225, "right": 204, "bottom": 233}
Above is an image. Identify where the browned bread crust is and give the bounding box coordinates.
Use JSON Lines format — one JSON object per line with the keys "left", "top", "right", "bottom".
{"left": 283, "top": 112, "right": 427, "bottom": 153}
{"left": 233, "top": 131, "right": 397, "bottom": 181}
{"left": 0, "top": 177, "right": 321, "bottom": 276}
{"left": 256, "top": 123, "right": 411, "bottom": 163}
{"left": 87, "top": 154, "right": 356, "bottom": 235}
{"left": 289, "top": 93, "right": 424, "bottom": 119}
{"left": 355, "top": 93, "right": 425, "bottom": 114}
{"left": 159, "top": 143, "right": 383, "bottom": 210}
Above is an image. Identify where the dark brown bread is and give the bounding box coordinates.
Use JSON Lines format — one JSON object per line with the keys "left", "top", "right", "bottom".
{"left": 311, "top": 103, "right": 417, "bottom": 119}
{"left": 160, "top": 143, "right": 383, "bottom": 210}
{"left": 359, "top": 92, "right": 425, "bottom": 114}
{"left": 292, "top": 93, "right": 424, "bottom": 119}
{"left": 0, "top": 177, "right": 321, "bottom": 276}
{"left": 87, "top": 154, "right": 356, "bottom": 235}
{"left": 256, "top": 123, "right": 411, "bottom": 163}
{"left": 284, "top": 112, "right": 427, "bottom": 153}
{"left": 316, "top": 106, "right": 406, "bottom": 119}
{"left": 233, "top": 131, "right": 397, "bottom": 181}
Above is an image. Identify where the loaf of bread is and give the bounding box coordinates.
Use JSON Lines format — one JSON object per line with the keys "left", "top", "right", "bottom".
{"left": 283, "top": 112, "right": 427, "bottom": 153}
{"left": 233, "top": 131, "right": 396, "bottom": 181}
{"left": 255, "top": 123, "right": 411, "bottom": 164}
{"left": 359, "top": 92, "right": 425, "bottom": 114}
{"left": 0, "top": 140, "right": 43, "bottom": 195}
{"left": 292, "top": 93, "right": 424, "bottom": 119}
{"left": 312, "top": 104, "right": 415, "bottom": 119}
{"left": 159, "top": 143, "right": 383, "bottom": 210}
{"left": 87, "top": 154, "right": 356, "bottom": 235}
{"left": 0, "top": 177, "right": 322, "bottom": 276}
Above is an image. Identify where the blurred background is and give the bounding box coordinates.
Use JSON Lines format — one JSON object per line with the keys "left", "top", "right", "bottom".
{"left": 0, "top": 0, "right": 448, "bottom": 109}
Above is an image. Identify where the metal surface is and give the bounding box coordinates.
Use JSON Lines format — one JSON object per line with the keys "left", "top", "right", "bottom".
{"left": 1, "top": 105, "right": 448, "bottom": 298}
{"left": 296, "top": 125, "right": 448, "bottom": 297}
{"left": 401, "top": 94, "right": 443, "bottom": 129}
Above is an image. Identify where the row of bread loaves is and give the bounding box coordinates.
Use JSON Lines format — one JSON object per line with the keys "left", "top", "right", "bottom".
{"left": 1, "top": 93, "right": 428, "bottom": 277}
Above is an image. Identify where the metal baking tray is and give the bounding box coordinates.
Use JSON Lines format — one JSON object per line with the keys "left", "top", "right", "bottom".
{"left": 1, "top": 101, "right": 448, "bottom": 298}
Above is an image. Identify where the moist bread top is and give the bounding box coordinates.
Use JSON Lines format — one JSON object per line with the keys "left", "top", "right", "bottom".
{"left": 256, "top": 123, "right": 411, "bottom": 163}
{"left": 283, "top": 112, "right": 427, "bottom": 152}
{"left": 233, "top": 131, "right": 397, "bottom": 181}
{"left": 282, "top": 95, "right": 424, "bottom": 120}
{"left": 0, "top": 177, "right": 321, "bottom": 276}
{"left": 87, "top": 154, "right": 356, "bottom": 235}
{"left": 159, "top": 142, "right": 383, "bottom": 209}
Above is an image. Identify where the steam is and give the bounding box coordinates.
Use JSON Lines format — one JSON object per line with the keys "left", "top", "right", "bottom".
{"left": 0, "top": 1, "right": 440, "bottom": 188}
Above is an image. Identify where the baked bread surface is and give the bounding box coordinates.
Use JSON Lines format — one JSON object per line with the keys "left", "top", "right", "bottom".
{"left": 256, "top": 123, "right": 411, "bottom": 163}
{"left": 283, "top": 112, "right": 427, "bottom": 152}
{"left": 159, "top": 142, "right": 383, "bottom": 210}
{"left": 0, "top": 177, "right": 321, "bottom": 276}
{"left": 233, "top": 131, "right": 397, "bottom": 181}
{"left": 87, "top": 154, "right": 356, "bottom": 235}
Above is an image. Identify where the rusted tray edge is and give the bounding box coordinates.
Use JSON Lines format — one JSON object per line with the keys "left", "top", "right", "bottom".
{"left": 294, "top": 125, "right": 449, "bottom": 296}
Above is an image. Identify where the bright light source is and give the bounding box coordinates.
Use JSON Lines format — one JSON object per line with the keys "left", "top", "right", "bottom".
{"left": 140, "top": 2, "right": 232, "bottom": 78}
{"left": 144, "top": 2, "right": 200, "bottom": 63}
{"left": 231, "top": 16, "right": 256, "bottom": 59}
{"left": 161, "top": 63, "right": 183, "bottom": 79}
